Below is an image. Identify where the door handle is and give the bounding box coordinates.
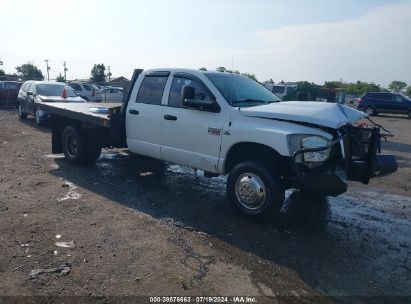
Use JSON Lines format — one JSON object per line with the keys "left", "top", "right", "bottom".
{"left": 164, "top": 115, "right": 177, "bottom": 121}
{"left": 129, "top": 109, "right": 139, "bottom": 115}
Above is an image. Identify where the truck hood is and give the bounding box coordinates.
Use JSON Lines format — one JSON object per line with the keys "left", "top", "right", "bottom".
{"left": 239, "top": 101, "right": 367, "bottom": 129}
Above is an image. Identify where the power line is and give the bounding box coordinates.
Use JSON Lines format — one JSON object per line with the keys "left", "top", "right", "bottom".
{"left": 107, "top": 65, "right": 112, "bottom": 82}
{"left": 44, "top": 59, "right": 50, "bottom": 81}
{"left": 63, "top": 61, "right": 68, "bottom": 81}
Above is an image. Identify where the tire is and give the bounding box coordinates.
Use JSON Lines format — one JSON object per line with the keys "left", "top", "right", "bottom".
{"left": 18, "top": 103, "right": 27, "bottom": 119}
{"left": 34, "top": 106, "right": 42, "bottom": 126}
{"left": 365, "top": 106, "right": 376, "bottom": 116}
{"left": 62, "top": 126, "right": 102, "bottom": 165}
{"left": 227, "top": 161, "right": 285, "bottom": 220}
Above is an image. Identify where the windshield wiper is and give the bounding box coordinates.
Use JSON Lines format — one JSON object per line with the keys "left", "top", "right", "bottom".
{"left": 232, "top": 99, "right": 278, "bottom": 107}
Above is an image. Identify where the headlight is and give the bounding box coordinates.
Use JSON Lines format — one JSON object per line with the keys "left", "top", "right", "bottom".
{"left": 301, "top": 136, "right": 330, "bottom": 162}
{"left": 288, "top": 135, "right": 331, "bottom": 163}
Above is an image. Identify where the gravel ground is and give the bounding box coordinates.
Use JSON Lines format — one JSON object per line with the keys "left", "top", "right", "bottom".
{"left": 0, "top": 110, "right": 410, "bottom": 304}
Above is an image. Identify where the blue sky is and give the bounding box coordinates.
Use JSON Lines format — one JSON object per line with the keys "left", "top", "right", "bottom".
{"left": 1, "top": 0, "right": 410, "bottom": 86}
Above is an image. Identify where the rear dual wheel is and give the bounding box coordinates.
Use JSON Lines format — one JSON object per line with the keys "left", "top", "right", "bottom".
{"left": 62, "top": 126, "right": 102, "bottom": 165}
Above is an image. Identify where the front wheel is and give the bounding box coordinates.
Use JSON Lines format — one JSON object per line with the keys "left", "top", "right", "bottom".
{"left": 34, "top": 107, "right": 42, "bottom": 126}
{"left": 18, "top": 103, "right": 27, "bottom": 119}
{"left": 227, "top": 161, "right": 285, "bottom": 220}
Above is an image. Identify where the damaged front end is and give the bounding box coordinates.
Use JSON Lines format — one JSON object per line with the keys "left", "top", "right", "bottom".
{"left": 343, "top": 125, "right": 397, "bottom": 183}
{"left": 290, "top": 124, "right": 397, "bottom": 196}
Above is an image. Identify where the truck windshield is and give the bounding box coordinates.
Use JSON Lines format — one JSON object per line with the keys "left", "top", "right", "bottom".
{"left": 205, "top": 73, "right": 280, "bottom": 107}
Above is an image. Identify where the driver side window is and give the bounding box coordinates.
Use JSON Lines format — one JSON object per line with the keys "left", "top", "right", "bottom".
{"left": 168, "top": 76, "right": 211, "bottom": 108}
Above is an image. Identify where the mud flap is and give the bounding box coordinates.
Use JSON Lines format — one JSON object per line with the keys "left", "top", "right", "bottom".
{"left": 373, "top": 155, "right": 397, "bottom": 177}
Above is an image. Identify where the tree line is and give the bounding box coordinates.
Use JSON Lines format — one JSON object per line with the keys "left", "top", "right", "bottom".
{"left": 1, "top": 63, "right": 410, "bottom": 97}
{"left": 0, "top": 63, "right": 109, "bottom": 83}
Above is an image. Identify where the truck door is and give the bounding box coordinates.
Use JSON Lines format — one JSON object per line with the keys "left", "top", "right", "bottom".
{"left": 161, "top": 74, "right": 224, "bottom": 173}
{"left": 125, "top": 73, "right": 169, "bottom": 159}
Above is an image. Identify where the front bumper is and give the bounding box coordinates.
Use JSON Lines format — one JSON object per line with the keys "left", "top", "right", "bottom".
{"left": 291, "top": 136, "right": 347, "bottom": 196}
{"left": 290, "top": 126, "right": 397, "bottom": 195}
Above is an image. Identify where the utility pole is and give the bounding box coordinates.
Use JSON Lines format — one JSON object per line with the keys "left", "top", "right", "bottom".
{"left": 107, "top": 65, "right": 112, "bottom": 83}
{"left": 44, "top": 59, "right": 50, "bottom": 81}
{"left": 63, "top": 61, "right": 68, "bottom": 81}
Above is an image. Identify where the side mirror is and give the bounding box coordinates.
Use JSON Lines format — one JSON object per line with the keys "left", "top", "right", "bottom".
{"left": 27, "top": 91, "right": 34, "bottom": 96}
{"left": 181, "top": 85, "right": 195, "bottom": 101}
{"left": 181, "top": 85, "right": 219, "bottom": 112}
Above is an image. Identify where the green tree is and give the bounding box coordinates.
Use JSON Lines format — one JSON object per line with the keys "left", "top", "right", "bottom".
{"left": 15, "top": 63, "right": 44, "bottom": 81}
{"left": 0, "top": 69, "right": 5, "bottom": 77}
{"left": 324, "top": 81, "right": 344, "bottom": 89}
{"left": 56, "top": 73, "right": 65, "bottom": 82}
{"left": 388, "top": 81, "right": 407, "bottom": 93}
{"left": 90, "top": 64, "right": 106, "bottom": 82}
{"left": 406, "top": 86, "right": 411, "bottom": 97}
{"left": 241, "top": 72, "right": 258, "bottom": 82}
{"left": 344, "top": 81, "right": 380, "bottom": 95}
{"left": 297, "top": 81, "right": 320, "bottom": 88}
{"left": 216, "top": 66, "right": 226, "bottom": 72}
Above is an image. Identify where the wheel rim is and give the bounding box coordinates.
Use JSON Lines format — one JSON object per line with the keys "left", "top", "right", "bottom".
{"left": 35, "top": 109, "right": 40, "bottom": 124}
{"left": 65, "top": 134, "right": 78, "bottom": 157}
{"left": 18, "top": 104, "right": 22, "bottom": 117}
{"left": 365, "top": 107, "right": 374, "bottom": 115}
{"left": 235, "top": 173, "right": 267, "bottom": 210}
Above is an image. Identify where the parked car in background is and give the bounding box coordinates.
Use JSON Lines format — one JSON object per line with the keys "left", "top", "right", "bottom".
{"left": 263, "top": 83, "right": 298, "bottom": 100}
{"left": 101, "top": 87, "right": 124, "bottom": 102}
{"left": 0, "top": 81, "right": 22, "bottom": 108}
{"left": 357, "top": 92, "right": 411, "bottom": 118}
{"left": 68, "top": 82, "right": 102, "bottom": 102}
{"left": 17, "top": 81, "right": 85, "bottom": 125}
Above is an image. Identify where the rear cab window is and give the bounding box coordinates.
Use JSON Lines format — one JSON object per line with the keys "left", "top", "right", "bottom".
{"left": 136, "top": 75, "right": 168, "bottom": 105}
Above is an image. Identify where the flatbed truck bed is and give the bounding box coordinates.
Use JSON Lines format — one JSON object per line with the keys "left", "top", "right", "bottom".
{"left": 37, "top": 102, "right": 122, "bottom": 128}
{"left": 37, "top": 69, "right": 144, "bottom": 160}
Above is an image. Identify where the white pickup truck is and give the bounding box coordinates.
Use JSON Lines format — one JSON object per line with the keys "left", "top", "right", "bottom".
{"left": 38, "top": 68, "right": 397, "bottom": 219}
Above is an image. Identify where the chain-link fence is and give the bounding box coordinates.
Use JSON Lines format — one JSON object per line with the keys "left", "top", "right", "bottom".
{"left": 0, "top": 75, "right": 132, "bottom": 108}
{"left": 0, "top": 75, "right": 22, "bottom": 108}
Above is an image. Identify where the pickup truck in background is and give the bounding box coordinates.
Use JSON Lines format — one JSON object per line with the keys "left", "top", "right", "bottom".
{"left": 38, "top": 68, "right": 397, "bottom": 220}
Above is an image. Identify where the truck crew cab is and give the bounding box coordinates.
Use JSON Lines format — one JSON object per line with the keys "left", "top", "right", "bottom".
{"left": 39, "top": 68, "right": 397, "bottom": 220}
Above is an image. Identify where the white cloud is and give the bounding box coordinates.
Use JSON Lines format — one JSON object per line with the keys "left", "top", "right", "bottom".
{"left": 240, "top": 1, "right": 411, "bottom": 86}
